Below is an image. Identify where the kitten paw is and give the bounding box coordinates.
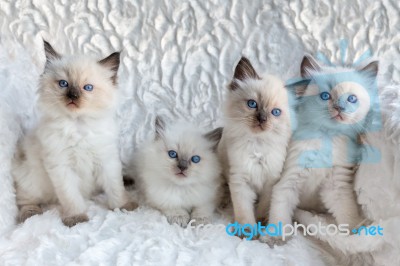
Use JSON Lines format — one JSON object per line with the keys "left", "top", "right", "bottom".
{"left": 120, "top": 201, "right": 139, "bottom": 211}
{"left": 167, "top": 214, "right": 190, "bottom": 227}
{"left": 190, "top": 216, "right": 211, "bottom": 226}
{"left": 18, "top": 205, "right": 43, "bottom": 223}
{"left": 293, "top": 209, "right": 314, "bottom": 223}
{"left": 62, "top": 214, "right": 89, "bottom": 227}
{"left": 259, "top": 235, "right": 288, "bottom": 247}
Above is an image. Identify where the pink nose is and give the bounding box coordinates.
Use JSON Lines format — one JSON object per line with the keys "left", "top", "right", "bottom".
{"left": 333, "top": 104, "right": 344, "bottom": 111}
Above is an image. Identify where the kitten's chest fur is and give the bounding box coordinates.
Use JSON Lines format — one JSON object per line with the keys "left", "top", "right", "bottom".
{"left": 38, "top": 116, "right": 115, "bottom": 177}
{"left": 223, "top": 130, "right": 289, "bottom": 192}
{"left": 289, "top": 135, "right": 358, "bottom": 210}
{"left": 144, "top": 180, "right": 214, "bottom": 211}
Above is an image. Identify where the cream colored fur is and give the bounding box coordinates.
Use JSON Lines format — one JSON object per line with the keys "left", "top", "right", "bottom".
{"left": 134, "top": 120, "right": 222, "bottom": 227}
{"left": 294, "top": 84, "right": 400, "bottom": 265}
{"left": 261, "top": 56, "right": 377, "bottom": 245}
{"left": 12, "top": 41, "right": 135, "bottom": 227}
{"left": 218, "top": 57, "right": 292, "bottom": 227}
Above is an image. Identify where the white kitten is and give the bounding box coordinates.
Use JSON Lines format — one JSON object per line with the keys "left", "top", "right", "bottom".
{"left": 134, "top": 117, "right": 223, "bottom": 227}
{"left": 294, "top": 84, "right": 400, "bottom": 265}
{"left": 262, "top": 55, "right": 379, "bottom": 246}
{"left": 218, "top": 57, "right": 293, "bottom": 229}
{"left": 13, "top": 40, "right": 137, "bottom": 227}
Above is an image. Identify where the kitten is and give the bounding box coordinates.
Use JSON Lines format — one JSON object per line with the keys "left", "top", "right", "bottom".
{"left": 218, "top": 57, "right": 293, "bottom": 230}
{"left": 134, "top": 117, "right": 222, "bottom": 227}
{"left": 261, "top": 55, "right": 378, "bottom": 245}
{"left": 294, "top": 84, "right": 400, "bottom": 265}
{"left": 13, "top": 40, "right": 137, "bottom": 227}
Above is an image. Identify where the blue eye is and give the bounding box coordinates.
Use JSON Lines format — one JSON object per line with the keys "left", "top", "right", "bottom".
{"left": 271, "top": 108, "right": 281, "bottom": 116}
{"left": 83, "top": 84, "right": 93, "bottom": 91}
{"left": 347, "top": 94, "right": 357, "bottom": 103}
{"left": 168, "top": 150, "right": 177, "bottom": 158}
{"left": 191, "top": 155, "right": 201, "bottom": 163}
{"left": 320, "top": 92, "right": 331, "bottom": 101}
{"left": 247, "top": 100, "right": 257, "bottom": 109}
{"left": 58, "top": 80, "right": 68, "bottom": 88}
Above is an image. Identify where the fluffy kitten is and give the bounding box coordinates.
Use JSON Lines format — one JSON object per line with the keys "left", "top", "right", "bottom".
{"left": 294, "top": 84, "right": 400, "bottom": 265}
{"left": 13, "top": 40, "right": 137, "bottom": 227}
{"left": 218, "top": 57, "right": 293, "bottom": 228}
{"left": 261, "top": 55, "right": 379, "bottom": 245}
{"left": 134, "top": 118, "right": 223, "bottom": 227}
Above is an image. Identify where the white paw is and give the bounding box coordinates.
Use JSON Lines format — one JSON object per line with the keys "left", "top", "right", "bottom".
{"left": 62, "top": 213, "right": 89, "bottom": 227}
{"left": 167, "top": 214, "right": 190, "bottom": 227}
{"left": 293, "top": 209, "right": 314, "bottom": 223}
{"left": 259, "top": 234, "right": 289, "bottom": 247}
{"left": 190, "top": 216, "right": 211, "bottom": 226}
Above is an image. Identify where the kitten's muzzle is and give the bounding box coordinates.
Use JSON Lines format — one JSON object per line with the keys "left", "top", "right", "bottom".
{"left": 333, "top": 104, "right": 345, "bottom": 112}
{"left": 177, "top": 160, "right": 188, "bottom": 171}
{"left": 256, "top": 111, "right": 267, "bottom": 124}
{"left": 66, "top": 87, "right": 81, "bottom": 100}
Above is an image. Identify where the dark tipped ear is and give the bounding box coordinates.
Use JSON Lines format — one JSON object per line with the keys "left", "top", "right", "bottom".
{"left": 234, "top": 57, "right": 259, "bottom": 80}
{"left": 358, "top": 60, "right": 379, "bottom": 77}
{"left": 155, "top": 116, "right": 166, "bottom": 140}
{"left": 99, "top": 52, "right": 120, "bottom": 85}
{"left": 43, "top": 40, "right": 61, "bottom": 65}
{"left": 204, "top": 127, "right": 223, "bottom": 151}
{"left": 229, "top": 57, "right": 260, "bottom": 90}
{"left": 286, "top": 78, "right": 311, "bottom": 97}
{"left": 301, "top": 54, "right": 321, "bottom": 78}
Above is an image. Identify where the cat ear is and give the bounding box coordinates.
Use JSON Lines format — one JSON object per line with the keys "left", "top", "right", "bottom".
{"left": 357, "top": 60, "right": 379, "bottom": 77}
{"left": 99, "top": 52, "right": 120, "bottom": 85}
{"left": 204, "top": 127, "right": 223, "bottom": 151}
{"left": 43, "top": 40, "right": 61, "bottom": 65}
{"left": 229, "top": 57, "right": 260, "bottom": 90}
{"left": 301, "top": 54, "right": 321, "bottom": 78}
{"left": 286, "top": 78, "right": 311, "bottom": 97}
{"left": 154, "top": 116, "right": 166, "bottom": 140}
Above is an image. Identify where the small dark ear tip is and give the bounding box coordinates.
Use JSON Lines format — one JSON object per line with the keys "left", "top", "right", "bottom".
{"left": 43, "top": 39, "right": 51, "bottom": 49}
{"left": 154, "top": 116, "right": 166, "bottom": 140}
{"left": 302, "top": 54, "right": 313, "bottom": 63}
{"left": 108, "top": 52, "right": 120, "bottom": 62}
{"left": 359, "top": 60, "right": 379, "bottom": 75}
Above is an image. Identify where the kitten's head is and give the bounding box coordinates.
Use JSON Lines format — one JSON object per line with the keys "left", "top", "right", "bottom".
{"left": 150, "top": 117, "right": 222, "bottom": 185}
{"left": 225, "top": 57, "right": 292, "bottom": 134}
{"left": 296, "top": 55, "right": 379, "bottom": 134}
{"left": 38, "top": 40, "right": 120, "bottom": 117}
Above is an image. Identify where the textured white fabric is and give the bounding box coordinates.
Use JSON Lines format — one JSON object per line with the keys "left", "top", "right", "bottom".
{"left": 0, "top": 0, "right": 399, "bottom": 265}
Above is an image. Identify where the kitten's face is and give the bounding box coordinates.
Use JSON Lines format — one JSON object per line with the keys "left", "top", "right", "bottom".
{"left": 298, "top": 55, "right": 379, "bottom": 132}
{"left": 226, "top": 57, "right": 291, "bottom": 134}
{"left": 153, "top": 121, "right": 222, "bottom": 185}
{"left": 302, "top": 79, "right": 370, "bottom": 126}
{"left": 39, "top": 41, "right": 120, "bottom": 116}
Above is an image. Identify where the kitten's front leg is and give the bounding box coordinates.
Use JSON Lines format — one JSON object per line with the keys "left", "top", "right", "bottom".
{"left": 259, "top": 173, "right": 302, "bottom": 246}
{"left": 18, "top": 204, "right": 43, "bottom": 223}
{"left": 45, "top": 165, "right": 89, "bottom": 227}
{"left": 164, "top": 208, "right": 190, "bottom": 227}
{"left": 229, "top": 178, "right": 257, "bottom": 226}
{"left": 99, "top": 157, "right": 138, "bottom": 212}
{"left": 321, "top": 167, "right": 363, "bottom": 230}
{"left": 255, "top": 180, "right": 275, "bottom": 222}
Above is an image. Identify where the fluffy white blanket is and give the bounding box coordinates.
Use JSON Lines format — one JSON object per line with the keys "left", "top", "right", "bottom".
{"left": 1, "top": 0, "right": 399, "bottom": 265}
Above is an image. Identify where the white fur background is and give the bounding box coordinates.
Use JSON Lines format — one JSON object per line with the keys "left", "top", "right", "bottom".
{"left": 0, "top": 0, "right": 399, "bottom": 265}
